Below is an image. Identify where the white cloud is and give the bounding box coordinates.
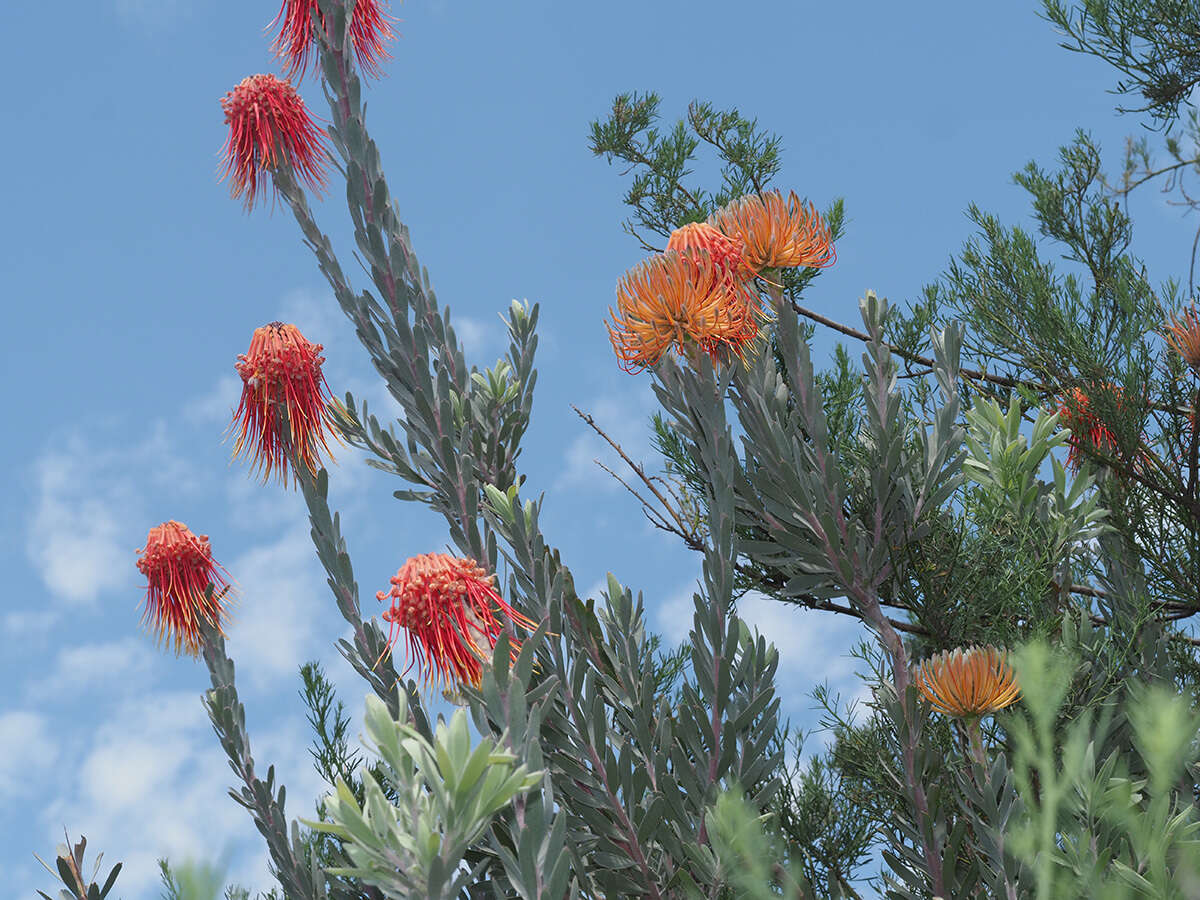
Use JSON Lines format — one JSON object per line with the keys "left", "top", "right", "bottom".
{"left": 113, "top": 0, "right": 189, "bottom": 29}
{"left": 184, "top": 374, "right": 241, "bottom": 427}
{"left": 0, "top": 711, "right": 58, "bottom": 800}
{"left": 655, "top": 582, "right": 699, "bottom": 646}
{"left": 223, "top": 525, "right": 326, "bottom": 690}
{"left": 3, "top": 608, "right": 62, "bottom": 640}
{"left": 452, "top": 313, "right": 501, "bottom": 359}
{"left": 556, "top": 382, "right": 658, "bottom": 491}
{"left": 25, "top": 424, "right": 203, "bottom": 607}
{"left": 27, "top": 442, "right": 136, "bottom": 606}
{"left": 37, "top": 688, "right": 315, "bottom": 900}
{"left": 27, "top": 638, "right": 155, "bottom": 703}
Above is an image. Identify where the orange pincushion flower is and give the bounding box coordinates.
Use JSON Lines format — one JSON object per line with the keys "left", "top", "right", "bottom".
{"left": 136, "top": 521, "right": 234, "bottom": 658}
{"left": 230, "top": 322, "right": 340, "bottom": 485}
{"left": 913, "top": 645, "right": 1021, "bottom": 718}
{"left": 666, "top": 222, "right": 765, "bottom": 341}
{"left": 708, "top": 189, "right": 836, "bottom": 272}
{"left": 607, "top": 250, "right": 760, "bottom": 373}
{"left": 270, "top": 0, "right": 396, "bottom": 81}
{"left": 220, "top": 74, "right": 329, "bottom": 210}
{"left": 666, "top": 222, "right": 753, "bottom": 280}
{"left": 377, "top": 553, "right": 537, "bottom": 688}
{"left": 1165, "top": 303, "right": 1200, "bottom": 372}
{"left": 1057, "top": 385, "right": 1123, "bottom": 472}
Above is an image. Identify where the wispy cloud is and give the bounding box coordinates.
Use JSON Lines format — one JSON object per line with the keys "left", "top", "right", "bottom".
{"left": 184, "top": 374, "right": 241, "bottom": 427}
{"left": 0, "top": 711, "right": 59, "bottom": 800}
{"left": 36, "top": 687, "right": 309, "bottom": 900}
{"left": 556, "top": 382, "right": 658, "bottom": 491}
{"left": 3, "top": 608, "right": 62, "bottom": 641}
{"left": 113, "top": 0, "right": 190, "bottom": 30}
{"left": 26, "top": 638, "right": 155, "bottom": 703}
{"left": 223, "top": 524, "right": 328, "bottom": 691}
{"left": 25, "top": 421, "right": 205, "bottom": 607}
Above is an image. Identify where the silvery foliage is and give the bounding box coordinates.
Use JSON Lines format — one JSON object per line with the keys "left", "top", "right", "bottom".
{"left": 303, "top": 693, "right": 544, "bottom": 899}
{"left": 234, "top": 0, "right": 788, "bottom": 896}
{"left": 963, "top": 397, "right": 1109, "bottom": 590}
{"left": 216, "top": 6, "right": 1023, "bottom": 885}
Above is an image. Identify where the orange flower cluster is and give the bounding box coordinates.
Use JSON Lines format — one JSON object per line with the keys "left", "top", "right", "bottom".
{"left": 607, "top": 190, "right": 836, "bottom": 372}
{"left": 377, "top": 553, "right": 537, "bottom": 688}
{"left": 913, "top": 645, "right": 1021, "bottom": 718}
{"left": 230, "top": 322, "right": 340, "bottom": 485}
{"left": 136, "top": 521, "right": 234, "bottom": 658}
{"left": 1056, "top": 385, "right": 1123, "bottom": 472}
{"left": 709, "top": 190, "right": 836, "bottom": 271}
{"left": 1165, "top": 303, "right": 1200, "bottom": 372}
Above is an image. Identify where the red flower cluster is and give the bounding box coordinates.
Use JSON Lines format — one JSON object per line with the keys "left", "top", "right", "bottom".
{"left": 230, "top": 322, "right": 340, "bottom": 485}
{"left": 377, "top": 553, "right": 537, "bottom": 688}
{"left": 270, "top": 0, "right": 396, "bottom": 81}
{"left": 1056, "top": 385, "right": 1123, "bottom": 472}
{"left": 220, "top": 74, "right": 329, "bottom": 210}
{"left": 219, "top": 2, "right": 397, "bottom": 211}
{"left": 136, "top": 521, "right": 234, "bottom": 658}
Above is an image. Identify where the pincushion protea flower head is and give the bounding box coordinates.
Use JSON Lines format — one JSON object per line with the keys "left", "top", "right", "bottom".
{"left": 270, "top": 0, "right": 396, "bottom": 81}
{"left": 708, "top": 189, "right": 836, "bottom": 272}
{"left": 377, "top": 553, "right": 537, "bottom": 688}
{"left": 666, "top": 222, "right": 753, "bottom": 280}
{"left": 220, "top": 74, "right": 329, "bottom": 210}
{"left": 666, "top": 221, "right": 765, "bottom": 341}
{"left": 913, "top": 645, "right": 1020, "bottom": 718}
{"left": 136, "top": 521, "right": 234, "bottom": 657}
{"left": 230, "top": 322, "right": 340, "bottom": 485}
{"left": 607, "top": 250, "right": 760, "bottom": 372}
{"left": 1165, "top": 303, "right": 1200, "bottom": 372}
{"left": 1056, "top": 385, "right": 1123, "bottom": 472}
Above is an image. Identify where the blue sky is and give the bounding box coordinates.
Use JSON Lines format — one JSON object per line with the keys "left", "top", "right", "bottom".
{"left": 1, "top": 1, "right": 1192, "bottom": 897}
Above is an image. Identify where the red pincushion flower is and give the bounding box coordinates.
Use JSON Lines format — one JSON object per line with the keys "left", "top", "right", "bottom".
{"left": 1057, "top": 385, "right": 1124, "bottom": 472}
{"left": 377, "top": 553, "right": 537, "bottom": 688}
{"left": 270, "top": 0, "right": 396, "bottom": 81}
{"left": 220, "top": 74, "right": 329, "bottom": 211}
{"left": 136, "top": 521, "right": 234, "bottom": 658}
{"left": 230, "top": 322, "right": 340, "bottom": 485}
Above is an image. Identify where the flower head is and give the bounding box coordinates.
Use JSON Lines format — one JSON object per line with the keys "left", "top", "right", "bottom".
{"left": 607, "top": 250, "right": 760, "bottom": 372}
{"left": 1057, "top": 385, "right": 1123, "bottom": 472}
{"left": 1166, "top": 303, "right": 1200, "bottom": 372}
{"left": 136, "top": 521, "right": 234, "bottom": 657}
{"left": 666, "top": 221, "right": 765, "bottom": 342}
{"left": 913, "top": 645, "right": 1021, "bottom": 718}
{"left": 270, "top": 0, "right": 396, "bottom": 81}
{"left": 220, "top": 74, "right": 329, "bottom": 210}
{"left": 230, "top": 322, "right": 340, "bottom": 485}
{"left": 708, "top": 190, "right": 836, "bottom": 272}
{"left": 377, "top": 553, "right": 537, "bottom": 688}
{"left": 666, "top": 222, "right": 752, "bottom": 280}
